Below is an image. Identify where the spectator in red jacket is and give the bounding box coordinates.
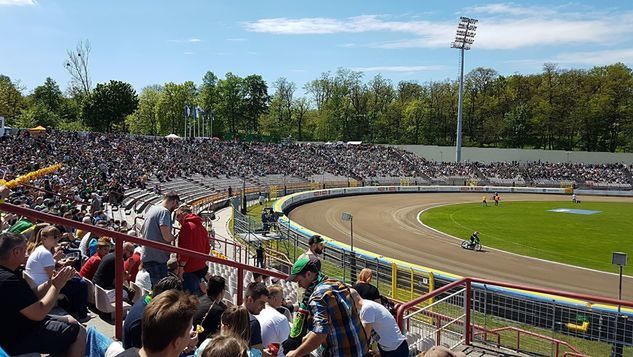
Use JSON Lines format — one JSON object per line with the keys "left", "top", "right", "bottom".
{"left": 176, "top": 205, "right": 210, "bottom": 296}
{"left": 124, "top": 245, "right": 142, "bottom": 283}
{"left": 79, "top": 237, "right": 111, "bottom": 281}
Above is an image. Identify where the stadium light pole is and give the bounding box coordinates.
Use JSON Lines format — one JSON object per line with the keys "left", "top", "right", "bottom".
{"left": 341, "top": 212, "right": 356, "bottom": 282}
{"left": 611, "top": 252, "right": 627, "bottom": 357}
{"left": 452, "top": 16, "right": 478, "bottom": 163}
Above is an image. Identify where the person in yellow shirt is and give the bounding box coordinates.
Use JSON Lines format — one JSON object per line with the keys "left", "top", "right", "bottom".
{"left": 482, "top": 195, "right": 487, "bottom": 207}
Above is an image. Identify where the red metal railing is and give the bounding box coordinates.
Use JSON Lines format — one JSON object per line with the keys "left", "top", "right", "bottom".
{"left": 22, "top": 183, "right": 88, "bottom": 206}
{"left": 396, "top": 277, "right": 633, "bottom": 349}
{"left": 478, "top": 326, "right": 584, "bottom": 357}
{"left": 0, "top": 202, "right": 287, "bottom": 340}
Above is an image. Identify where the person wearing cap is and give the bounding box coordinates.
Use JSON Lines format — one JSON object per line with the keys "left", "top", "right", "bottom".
{"left": 298, "top": 235, "right": 325, "bottom": 262}
{"left": 295, "top": 235, "right": 325, "bottom": 301}
{"left": 286, "top": 256, "right": 368, "bottom": 357}
{"left": 141, "top": 191, "right": 180, "bottom": 286}
{"left": 79, "top": 237, "right": 111, "bottom": 281}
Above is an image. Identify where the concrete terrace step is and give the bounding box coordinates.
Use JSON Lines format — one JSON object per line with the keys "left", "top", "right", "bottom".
{"left": 457, "top": 343, "right": 529, "bottom": 357}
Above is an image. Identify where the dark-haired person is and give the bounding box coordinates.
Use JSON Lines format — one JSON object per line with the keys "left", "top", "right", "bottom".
{"left": 192, "top": 275, "right": 227, "bottom": 343}
{"left": 117, "top": 289, "right": 199, "bottom": 357}
{"left": 286, "top": 256, "right": 368, "bottom": 357}
{"left": 296, "top": 235, "right": 325, "bottom": 299}
{"left": 243, "top": 282, "right": 270, "bottom": 352}
{"left": 0, "top": 232, "right": 86, "bottom": 356}
{"left": 298, "top": 235, "right": 324, "bottom": 261}
{"left": 175, "top": 205, "right": 210, "bottom": 296}
{"left": 141, "top": 191, "right": 180, "bottom": 286}
{"left": 123, "top": 275, "right": 184, "bottom": 349}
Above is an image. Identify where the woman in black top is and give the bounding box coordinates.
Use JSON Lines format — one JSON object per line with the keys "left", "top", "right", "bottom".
{"left": 352, "top": 268, "right": 381, "bottom": 302}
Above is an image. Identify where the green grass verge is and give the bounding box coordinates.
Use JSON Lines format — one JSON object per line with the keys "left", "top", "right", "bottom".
{"left": 420, "top": 201, "right": 633, "bottom": 275}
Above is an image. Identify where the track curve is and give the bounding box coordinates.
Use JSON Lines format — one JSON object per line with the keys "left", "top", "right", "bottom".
{"left": 288, "top": 193, "right": 633, "bottom": 300}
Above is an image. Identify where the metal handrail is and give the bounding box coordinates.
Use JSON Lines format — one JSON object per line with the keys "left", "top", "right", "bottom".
{"left": 22, "top": 183, "right": 88, "bottom": 206}
{"left": 396, "top": 277, "right": 633, "bottom": 349}
{"left": 0, "top": 202, "right": 287, "bottom": 340}
{"left": 485, "top": 326, "right": 584, "bottom": 357}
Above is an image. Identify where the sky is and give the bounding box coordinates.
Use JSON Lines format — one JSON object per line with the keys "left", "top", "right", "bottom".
{"left": 2, "top": 0, "right": 633, "bottom": 95}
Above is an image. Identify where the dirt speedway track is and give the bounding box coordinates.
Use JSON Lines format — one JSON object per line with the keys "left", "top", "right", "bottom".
{"left": 288, "top": 193, "right": 633, "bottom": 300}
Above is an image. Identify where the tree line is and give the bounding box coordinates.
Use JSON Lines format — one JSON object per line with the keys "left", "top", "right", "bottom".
{"left": 1, "top": 44, "right": 632, "bottom": 152}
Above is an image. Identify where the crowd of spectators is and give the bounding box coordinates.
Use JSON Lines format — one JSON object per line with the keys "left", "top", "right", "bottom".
{"left": 2, "top": 130, "right": 633, "bottom": 356}
{"left": 2, "top": 131, "right": 631, "bottom": 206}
{"left": 1, "top": 177, "right": 413, "bottom": 356}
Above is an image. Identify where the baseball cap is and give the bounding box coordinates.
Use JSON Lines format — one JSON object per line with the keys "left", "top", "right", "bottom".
{"left": 288, "top": 256, "right": 321, "bottom": 282}
{"left": 308, "top": 235, "right": 324, "bottom": 245}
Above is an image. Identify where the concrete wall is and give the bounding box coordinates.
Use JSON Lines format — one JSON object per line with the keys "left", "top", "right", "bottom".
{"left": 396, "top": 145, "right": 633, "bottom": 165}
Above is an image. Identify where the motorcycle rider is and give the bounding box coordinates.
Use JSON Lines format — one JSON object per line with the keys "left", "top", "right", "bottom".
{"left": 469, "top": 231, "right": 480, "bottom": 248}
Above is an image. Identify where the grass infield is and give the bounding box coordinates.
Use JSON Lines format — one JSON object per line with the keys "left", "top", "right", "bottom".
{"left": 420, "top": 201, "right": 633, "bottom": 275}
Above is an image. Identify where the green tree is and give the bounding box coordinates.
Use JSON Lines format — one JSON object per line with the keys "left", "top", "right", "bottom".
{"left": 502, "top": 104, "right": 531, "bottom": 148}
{"left": 0, "top": 75, "right": 24, "bottom": 124}
{"left": 292, "top": 97, "right": 310, "bottom": 140}
{"left": 32, "top": 77, "right": 64, "bottom": 115}
{"left": 215, "top": 73, "right": 244, "bottom": 135}
{"left": 81, "top": 80, "right": 138, "bottom": 132}
{"left": 155, "top": 82, "right": 197, "bottom": 136}
{"left": 126, "top": 85, "right": 162, "bottom": 135}
{"left": 242, "top": 75, "right": 269, "bottom": 134}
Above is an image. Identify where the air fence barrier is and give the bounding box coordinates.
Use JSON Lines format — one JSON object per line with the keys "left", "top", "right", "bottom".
{"left": 272, "top": 185, "right": 633, "bottom": 356}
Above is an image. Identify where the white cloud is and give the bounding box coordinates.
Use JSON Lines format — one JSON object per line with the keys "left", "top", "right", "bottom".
{"left": 168, "top": 38, "right": 202, "bottom": 43}
{"left": 243, "top": 6, "right": 633, "bottom": 50}
{"left": 0, "top": 0, "right": 35, "bottom": 5}
{"left": 466, "top": 3, "right": 555, "bottom": 17}
{"left": 553, "top": 49, "right": 633, "bottom": 65}
{"left": 351, "top": 65, "right": 446, "bottom": 73}
{"left": 184, "top": 52, "right": 194, "bottom": 55}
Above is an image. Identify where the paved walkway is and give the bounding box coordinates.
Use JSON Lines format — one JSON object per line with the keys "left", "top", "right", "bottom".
{"left": 211, "top": 205, "right": 251, "bottom": 265}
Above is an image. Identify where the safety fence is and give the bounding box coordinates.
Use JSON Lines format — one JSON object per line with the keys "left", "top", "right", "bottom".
{"left": 269, "top": 186, "right": 633, "bottom": 356}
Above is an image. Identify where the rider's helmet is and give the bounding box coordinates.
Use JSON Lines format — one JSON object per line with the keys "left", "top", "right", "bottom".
{"left": 473, "top": 231, "right": 479, "bottom": 235}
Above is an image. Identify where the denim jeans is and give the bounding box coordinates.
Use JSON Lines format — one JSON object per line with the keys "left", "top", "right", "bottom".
{"left": 378, "top": 340, "right": 409, "bottom": 357}
{"left": 182, "top": 266, "right": 207, "bottom": 296}
{"left": 60, "top": 276, "right": 89, "bottom": 319}
{"left": 143, "top": 261, "right": 168, "bottom": 288}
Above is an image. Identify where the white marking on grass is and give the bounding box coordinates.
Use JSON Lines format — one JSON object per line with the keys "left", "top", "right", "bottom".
{"left": 417, "top": 205, "right": 633, "bottom": 279}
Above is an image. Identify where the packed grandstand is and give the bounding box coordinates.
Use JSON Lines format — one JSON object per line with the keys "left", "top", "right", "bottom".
{"left": 1, "top": 129, "right": 633, "bottom": 357}
{"left": 1, "top": 130, "right": 632, "bottom": 210}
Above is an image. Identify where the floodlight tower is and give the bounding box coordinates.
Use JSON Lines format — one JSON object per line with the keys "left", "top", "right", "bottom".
{"left": 451, "top": 16, "right": 478, "bottom": 163}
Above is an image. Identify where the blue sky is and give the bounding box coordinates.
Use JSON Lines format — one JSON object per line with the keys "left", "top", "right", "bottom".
{"left": 2, "top": 0, "right": 633, "bottom": 95}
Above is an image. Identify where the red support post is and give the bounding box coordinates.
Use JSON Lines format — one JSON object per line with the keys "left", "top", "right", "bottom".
{"left": 465, "top": 279, "right": 472, "bottom": 345}
{"left": 115, "top": 238, "right": 124, "bottom": 340}
{"left": 237, "top": 266, "right": 244, "bottom": 306}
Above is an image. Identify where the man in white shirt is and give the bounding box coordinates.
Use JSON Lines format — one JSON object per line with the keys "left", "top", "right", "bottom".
{"left": 351, "top": 288, "right": 408, "bottom": 356}
{"left": 256, "top": 285, "right": 290, "bottom": 357}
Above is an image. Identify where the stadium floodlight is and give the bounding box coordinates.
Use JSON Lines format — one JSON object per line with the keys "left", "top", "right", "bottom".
{"left": 451, "top": 16, "right": 478, "bottom": 163}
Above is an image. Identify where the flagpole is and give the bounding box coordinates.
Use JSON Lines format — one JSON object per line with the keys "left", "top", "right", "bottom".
{"left": 183, "top": 105, "right": 187, "bottom": 138}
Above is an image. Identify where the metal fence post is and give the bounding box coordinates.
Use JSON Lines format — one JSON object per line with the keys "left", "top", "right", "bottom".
{"left": 391, "top": 262, "right": 397, "bottom": 298}
{"left": 465, "top": 279, "right": 472, "bottom": 345}
{"left": 237, "top": 266, "right": 244, "bottom": 306}
{"left": 115, "top": 238, "right": 123, "bottom": 340}
{"left": 342, "top": 251, "right": 347, "bottom": 284}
